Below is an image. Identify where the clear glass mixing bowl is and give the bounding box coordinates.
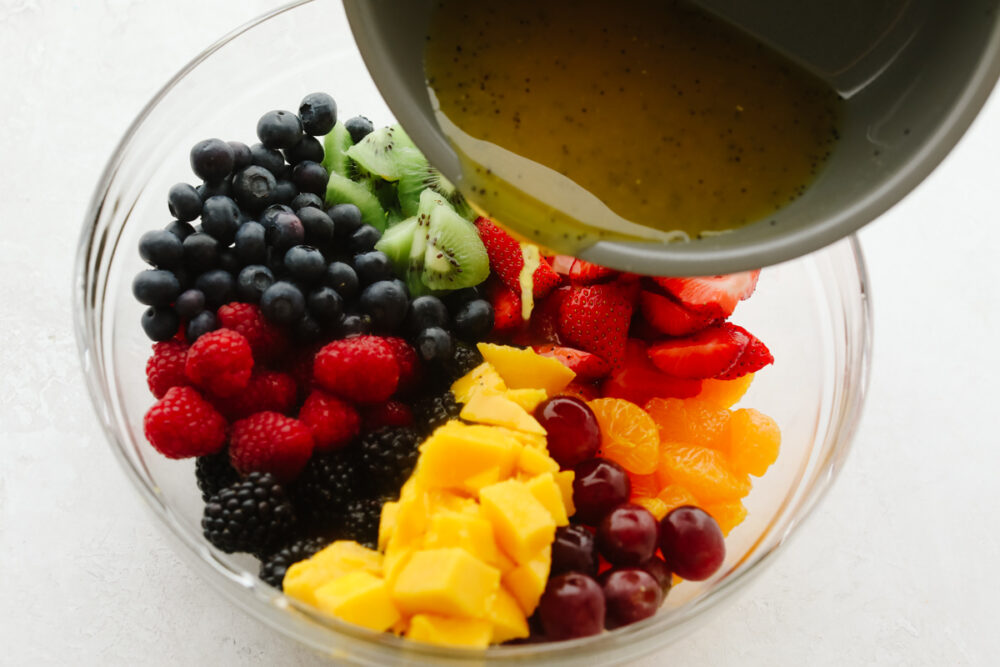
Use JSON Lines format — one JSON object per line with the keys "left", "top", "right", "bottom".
{"left": 73, "top": 1, "right": 872, "bottom": 663}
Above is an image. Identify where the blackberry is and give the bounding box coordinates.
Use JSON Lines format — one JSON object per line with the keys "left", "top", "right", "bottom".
{"left": 342, "top": 497, "right": 384, "bottom": 549}
{"left": 412, "top": 391, "right": 461, "bottom": 434}
{"left": 201, "top": 472, "right": 296, "bottom": 554}
{"left": 293, "top": 451, "right": 362, "bottom": 531}
{"left": 357, "top": 427, "right": 421, "bottom": 495}
{"left": 258, "top": 535, "right": 328, "bottom": 589}
{"left": 443, "top": 341, "right": 484, "bottom": 381}
{"left": 194, "top": 449, "right": 239, "bottom": 502}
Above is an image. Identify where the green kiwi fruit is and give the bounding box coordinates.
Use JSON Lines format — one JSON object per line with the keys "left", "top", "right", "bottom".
{"left": 325, "top": 171, "right": 387, "bottom": 232}
{"left": 321, "top": 123, "right": 354, "bottom": 177}
{"left": 345, "top": 125, "right": 425, "bottom": 181}
{"left": 374, "top": 216, "right": 419, "bottom": 276}
{"left": 397, "top": 159, "right": 471, "bottom": 219}
{"left": 419, "top": 203, "right": 490, "bottom": 290}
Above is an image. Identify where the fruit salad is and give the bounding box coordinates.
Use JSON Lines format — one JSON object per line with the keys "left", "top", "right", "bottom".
{"left": 132, "top": 92, "right": 780, "bottom": 647}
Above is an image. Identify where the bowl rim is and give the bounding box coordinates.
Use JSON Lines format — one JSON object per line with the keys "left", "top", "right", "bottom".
{"left": 73, "top": 1, "right": 875, "bottom": 662}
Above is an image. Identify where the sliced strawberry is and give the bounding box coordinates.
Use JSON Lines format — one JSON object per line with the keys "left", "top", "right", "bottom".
{"left": 484, "top": 279, "right": 525, "bottom": 334}
{"left": 568, "top": 258, "right": 619, "bottom": 285}
{"left": 557, "top": 282, "right": 634, "bottom": 367}
{"left": 716, "top": 324, "right": 774, "bottom": 379}
{"left": 652, "top": 270, "right": 760, "bottom": 320}
{"left": 475, "top": 217, "right": 561, "bottom": 298}
{"left": 647, "top": 323, "right": 750, "bottom": 379}
{"left": 533, "top": 344, "right": 612, "bottom": 380}
{"left": 559, "top": 380, "right": 602, "bottom": 403}
{"left": 548, "top": 254, "right": 576, "bottom": 277}
{"left": 530, "top": 286, "right": 570, "bottom": 344}
{"left": 639, "top": 289, "right": 717, "bottom": 336}
{"left": 601, "top": 339, "right": 702, "bottom": 404}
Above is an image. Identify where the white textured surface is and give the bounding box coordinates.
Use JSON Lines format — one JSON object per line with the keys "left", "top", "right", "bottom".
{"left": 1, "top": 1, "right": 999, "bottom": 664}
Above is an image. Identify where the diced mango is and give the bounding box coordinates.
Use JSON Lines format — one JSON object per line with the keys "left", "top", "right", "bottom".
{"left": 460, "top": 393, "right": 546, "bottom": 435}
{"left": 494, "top": 426, "right": 548, "bottom": 450}
{"left": 477, "top": 343, "right": 575, "bottom": 394}
{"left": 554, "top": 470, "right": 576, "bottom": 518}
{"left": 313, "top": 571, "right": 400, "bottom": 632}
{"left": 504, "top": 388, "right": 548, "bottom": 412}
{"left": 460, "top": 466, "right": 503, "bottom": 496}
{"left": 502, "top": 547, "right": 551, "bottom": 615}
{"left": 423, "top": 510, "right": 503, "bottom": 567}
{"left": 391, "top": 489, "right": 431, "bottom": 550}
{"left": 517, "top": 445, "right": 560, "bottom": 476}
{"left": 479, "top": 479, "right": 556, "bottom": 563}
{"left": 406, "top": 614, "right": 493, "bottom": 648}
{"left": 526, "top": 473, "right": 569, "bottom": 526}
{"left": 451, "top": 362, "right": 507, "bottom": 403}
{"left": 382, "top": 544, "right": 416, "bottom": 589}
{"left": 284, "top": 541, "right": 383, "bottom": 606}
{"left": 379, "top": 502, "right": 399, "bottom": 551}
{"left": 391, "top": 548, "right": 501, "bottom": 618}
{"left": 487, "top": 587, "right": 530, "bottom": 643}
{"left": 415, "top": 422, "right": 521, "bottom": 491}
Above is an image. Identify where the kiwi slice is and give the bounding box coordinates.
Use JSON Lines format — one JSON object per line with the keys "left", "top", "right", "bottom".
{"left": 325, "top": 171, "right": 387, "bottom": 232}
{"left": 420, "top": 203, "right": 490, "bottom": 290}
{"left": 345, "top": 125, "right": 425, "bottom": 182}
{"left": 375, "top": 216, "right": 419, "bottom": 276}
{"left": 321, "top": 123, "right": 354, "bottom": 177}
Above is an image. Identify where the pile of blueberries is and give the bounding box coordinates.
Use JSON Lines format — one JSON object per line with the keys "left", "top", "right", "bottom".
{"left": 131, "top": 92, "right": 494, "bottom": 363}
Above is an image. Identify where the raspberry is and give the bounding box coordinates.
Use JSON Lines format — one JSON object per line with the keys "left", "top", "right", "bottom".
{"left": 298, "top": 390, "right": 361, "bottom": 451}
{"left": 383, "top": 337, "right": 421, "bottom": 395}
{"left": 201, "top": 472, "right": 296, "bottom": 554}
{"left": 210, "top": 370, "right": 297, "bottom": 421}
{"left": 313, "top": 336, "right": 399, "bottom": 403}
{"left": 184, "top": 328, "right": 254, "bottom": 397}
{"left": 217, "top": 302, "right": 288, "bottom": 363}
{"left": 288, "top": 344, "right": 320, "bottom": 400}
{"left": 143, "top": 386, "right": 227, "bottom": 459}
{"left": 145, "top": 340, "right": 189, "bottom": 398}
{"left": 361, "top": 400, "right": 414, "bottom": 432}
{"left": 229, "top": 411, "right": 314, "bottom": 482}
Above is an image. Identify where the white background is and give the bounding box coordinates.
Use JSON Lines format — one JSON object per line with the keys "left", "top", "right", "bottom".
{"left": 2, "top": 1, "right": 998, "bottom": 664}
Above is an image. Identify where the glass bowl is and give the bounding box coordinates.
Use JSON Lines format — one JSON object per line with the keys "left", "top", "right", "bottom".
{"left": 73, "top": 1, "right": 873, "bottom": 663}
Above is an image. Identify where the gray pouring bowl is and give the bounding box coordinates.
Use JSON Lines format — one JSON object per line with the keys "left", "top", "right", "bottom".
{"left": 343, "top": 0, "right": 1000, "bottom": 276}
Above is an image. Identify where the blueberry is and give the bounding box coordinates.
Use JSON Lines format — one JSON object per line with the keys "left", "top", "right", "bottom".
{"left": 250, "top": 142, "right": 286, "bottom": 174}
{"left": 348, "top": 225, "right": 381, "bottom": 254}
{"left": 359, "top": 280, "right": 408, "bottom": 332}
{"left": 200, "top": 196, "right": 241, "bottom": 244}
{"left": 167, "top": 183, "right": 203, "bottom": 222}
{"left": 138, "top": 229, "right": 184, "bottom": 268}
{"left": 195, "top": 269, "right": 235, "bottom": 308}
{"left": 405, "top": 295, "right": 449, "bottom": 335}
{"left": 338, "top": 313, "right": 372, "bottom": 337}
{"left": 257, "top": 110, "right": 303, "bottom": 150}
{"left": 292, "top": 161, "right": 328, "bottom": 196}
{"left": 299, "top": 92, "right": 337, "bottom": 136}
{"left": 218, "top": 248, "right": 240, "bottom": 275}
{"left": 175, "top": 288, "right": 206, "bottom": 319}
{"left": 232, "top": 166, "right": 276, "bottom": 211}
{"left": 183, "top": 232, "right": 219, "bottom": 273}
{"left": 197, "top": 179, "right": 233, "bottom": 200}
{"left": 141, "top": 306, "right": 180, "bottom": 342}
{"left": 228, "top": 141, "right": 252, "bottom": 170}
{"left": 453, "top": 299, "right": 495, "bottom": 340}
{"left": 132, "top": 269, "right": 180, "bottom": 306}
{"left": 271, "top": 179, "right": 298, "bottom": 205}
{"left": 291, "top": 192, "right": 324, "bottom": 211}
{"left": 444, "top": 286, "right": 482, "bottom": 313}
{"left": 306, "top": 286, "right": 344, "bottom": 324}
{"left": 416, "top": 326, "right": 454, "bottom": 362}
{"left": 261, "top": 204, "right": 294, "bottom": 228}
{"left": 165, "top": 219, "right": 196, "bottom": 240}
{"left": 293, "top": 313, "right": 323, "bottom": 343}
{"left": 323, "top": 261, "right": 359, "bottom": 299}
{"left": 266, "top": 211, "right": 305, "bottom": 251}
{"left": 236, "top": 264, "right": 275, "bottom": 303}
{"left": 297, "top": 207, "right": 335, "bottom": 247}
{"left": 190, "top": 138, "right": 234, "bottom": 182}
{"left": 328, "top": 203, "right": 364, "bottom": 237}
{"left": 172, "top": 266, "right": 193, "bottom": 291}
{"left": 284, "top": 245, "right": 326, "bottom": 284}
{"left": 353, "top": 250, "right": 393, "bottom": 284}
{"left": 284, "top": 135, "right": 324, "bottom": 165}
{"left": 344, "top": 115, "right": 374, "bottom": 144}
{"left": 185, "top": 310, "right": 218, "bottom": 342}
{"left": 260, "top": 281, "right": 305, "bottom": 324}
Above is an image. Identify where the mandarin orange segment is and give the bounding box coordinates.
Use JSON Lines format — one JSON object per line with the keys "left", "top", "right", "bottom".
{"left": 655, "top": 484, "right": 698, "bottom": 514}
{"left": 588, "top": 398, "right": 660, "bottom": 474}
{"left": 703, "top": 500, "right": 747, "bottom": 536}
{"left": 656, "top": 443, "right": 751, "bottom": 503}
{"left": 696, "top": 374, "right": 754, "bottom": 409}
{"left": 632, "top": 495, "right": 669, "bottom": 520}
{"left": 628, "top": 473, "right": 660, "bottom": 499}
{"left": 644, "top": 398, "right": 731, "bottom": 451}
{"left": 725, "top": 408, "right": 781, "bottom": 477}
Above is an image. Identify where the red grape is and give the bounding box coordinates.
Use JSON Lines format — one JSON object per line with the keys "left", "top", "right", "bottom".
{"left": 639, "top": 555, "right": 673, "bottom": 596}
{"left": 602, "top": 568, "right": 664, "bottom": 629}
{"left": 551, "top": 524, "right": 599, "bottom": 577}
{"left": 572, "top": 458, "right": 631, "bottom": 525}
{"left": 597, "top": 503, "right": 660, "bottom": 566}
{"left": 534, "top": 396, "right": 601, "bottom": 468}
{"left": 537, "top": 572, "right": 606, "bottom": 640}
{"left": 659, "top": 505, "right": 726, "bottom": 581}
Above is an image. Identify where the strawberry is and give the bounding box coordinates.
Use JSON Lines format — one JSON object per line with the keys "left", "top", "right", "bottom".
{"left": 559, "top": 380, "right": 602, "bottom": 403}
{"left": 530, "top": 286, "right": 570, "bottom": 344}
{"left": 716, "top": 324, "right": 774, "bottom": 379}
{"left": 569, "top": 258, "right": 619, "bottom": 284}
{"left": 647, "top": 323, "right": 750, "bottom": 379}
{"left": 475, "top": 217, "right": 561, "bottom": 298}
{"left": 639, "top": 289, "right": 716, "bottom": 336}
{"left": 652, "top": 270, "right": 760, "bottom": 320}
{"left": 533, "top": 344, "right": 612, "bottom": 380}
{"left": 557, "top": 282, "right": 634, "bottom": 367}
{"left": 484, "top": 279, "right": 525, "bottom": 334}
{"left": 548, "top": 254, "right": 575, "bottom": 277}
{"left": 601, "top": 340, "right": 702, "bottom": 404}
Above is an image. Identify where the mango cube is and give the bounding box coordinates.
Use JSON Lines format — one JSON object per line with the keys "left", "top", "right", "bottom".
{"left": 415, "top": 422, "right": 521, "bottom": 490}
{"left": 313, "top": 571, "right": 400, "bottom": 632}
{"left": 479, "top": 479, "right": 556, "bottom": 563}
{"left": 555, "top": 470, "right": 576, "bottom": 518}
{"left": 526, "top": 473, "right": 569, "bottom": 526}
{"left": 283, "top": 541, "right": 383, "bottom": 606}
{"left": 476, "top": 343, "right": 575, "bottom": 394}
{"left": 460, "top": 393, "right": 546, "bottom": 435}
{"left": 487, "top": 586, "right": 530, "bottom": 643}
{"left": 379, "top": 501, "right": 399, "bottom": 551}
{"left": 517, "top": 445, "right": 560, "bottom": 477}
{"left": 504, "top": 387, "right": 549, "bottom": 412}
{"left": 391, "top": 548, "right": 500, "bottom": 618}
{"left": 423, "top": 510, "right": 505, "bottom": 568}
{"left": 502, "top": 547, "right": 552, "bottom": 615}
{"left": 451, "top": 362, "right": 507, "bottom": 403}
{"left": 406, "top": 614, "right": 493, "bottom": 648}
